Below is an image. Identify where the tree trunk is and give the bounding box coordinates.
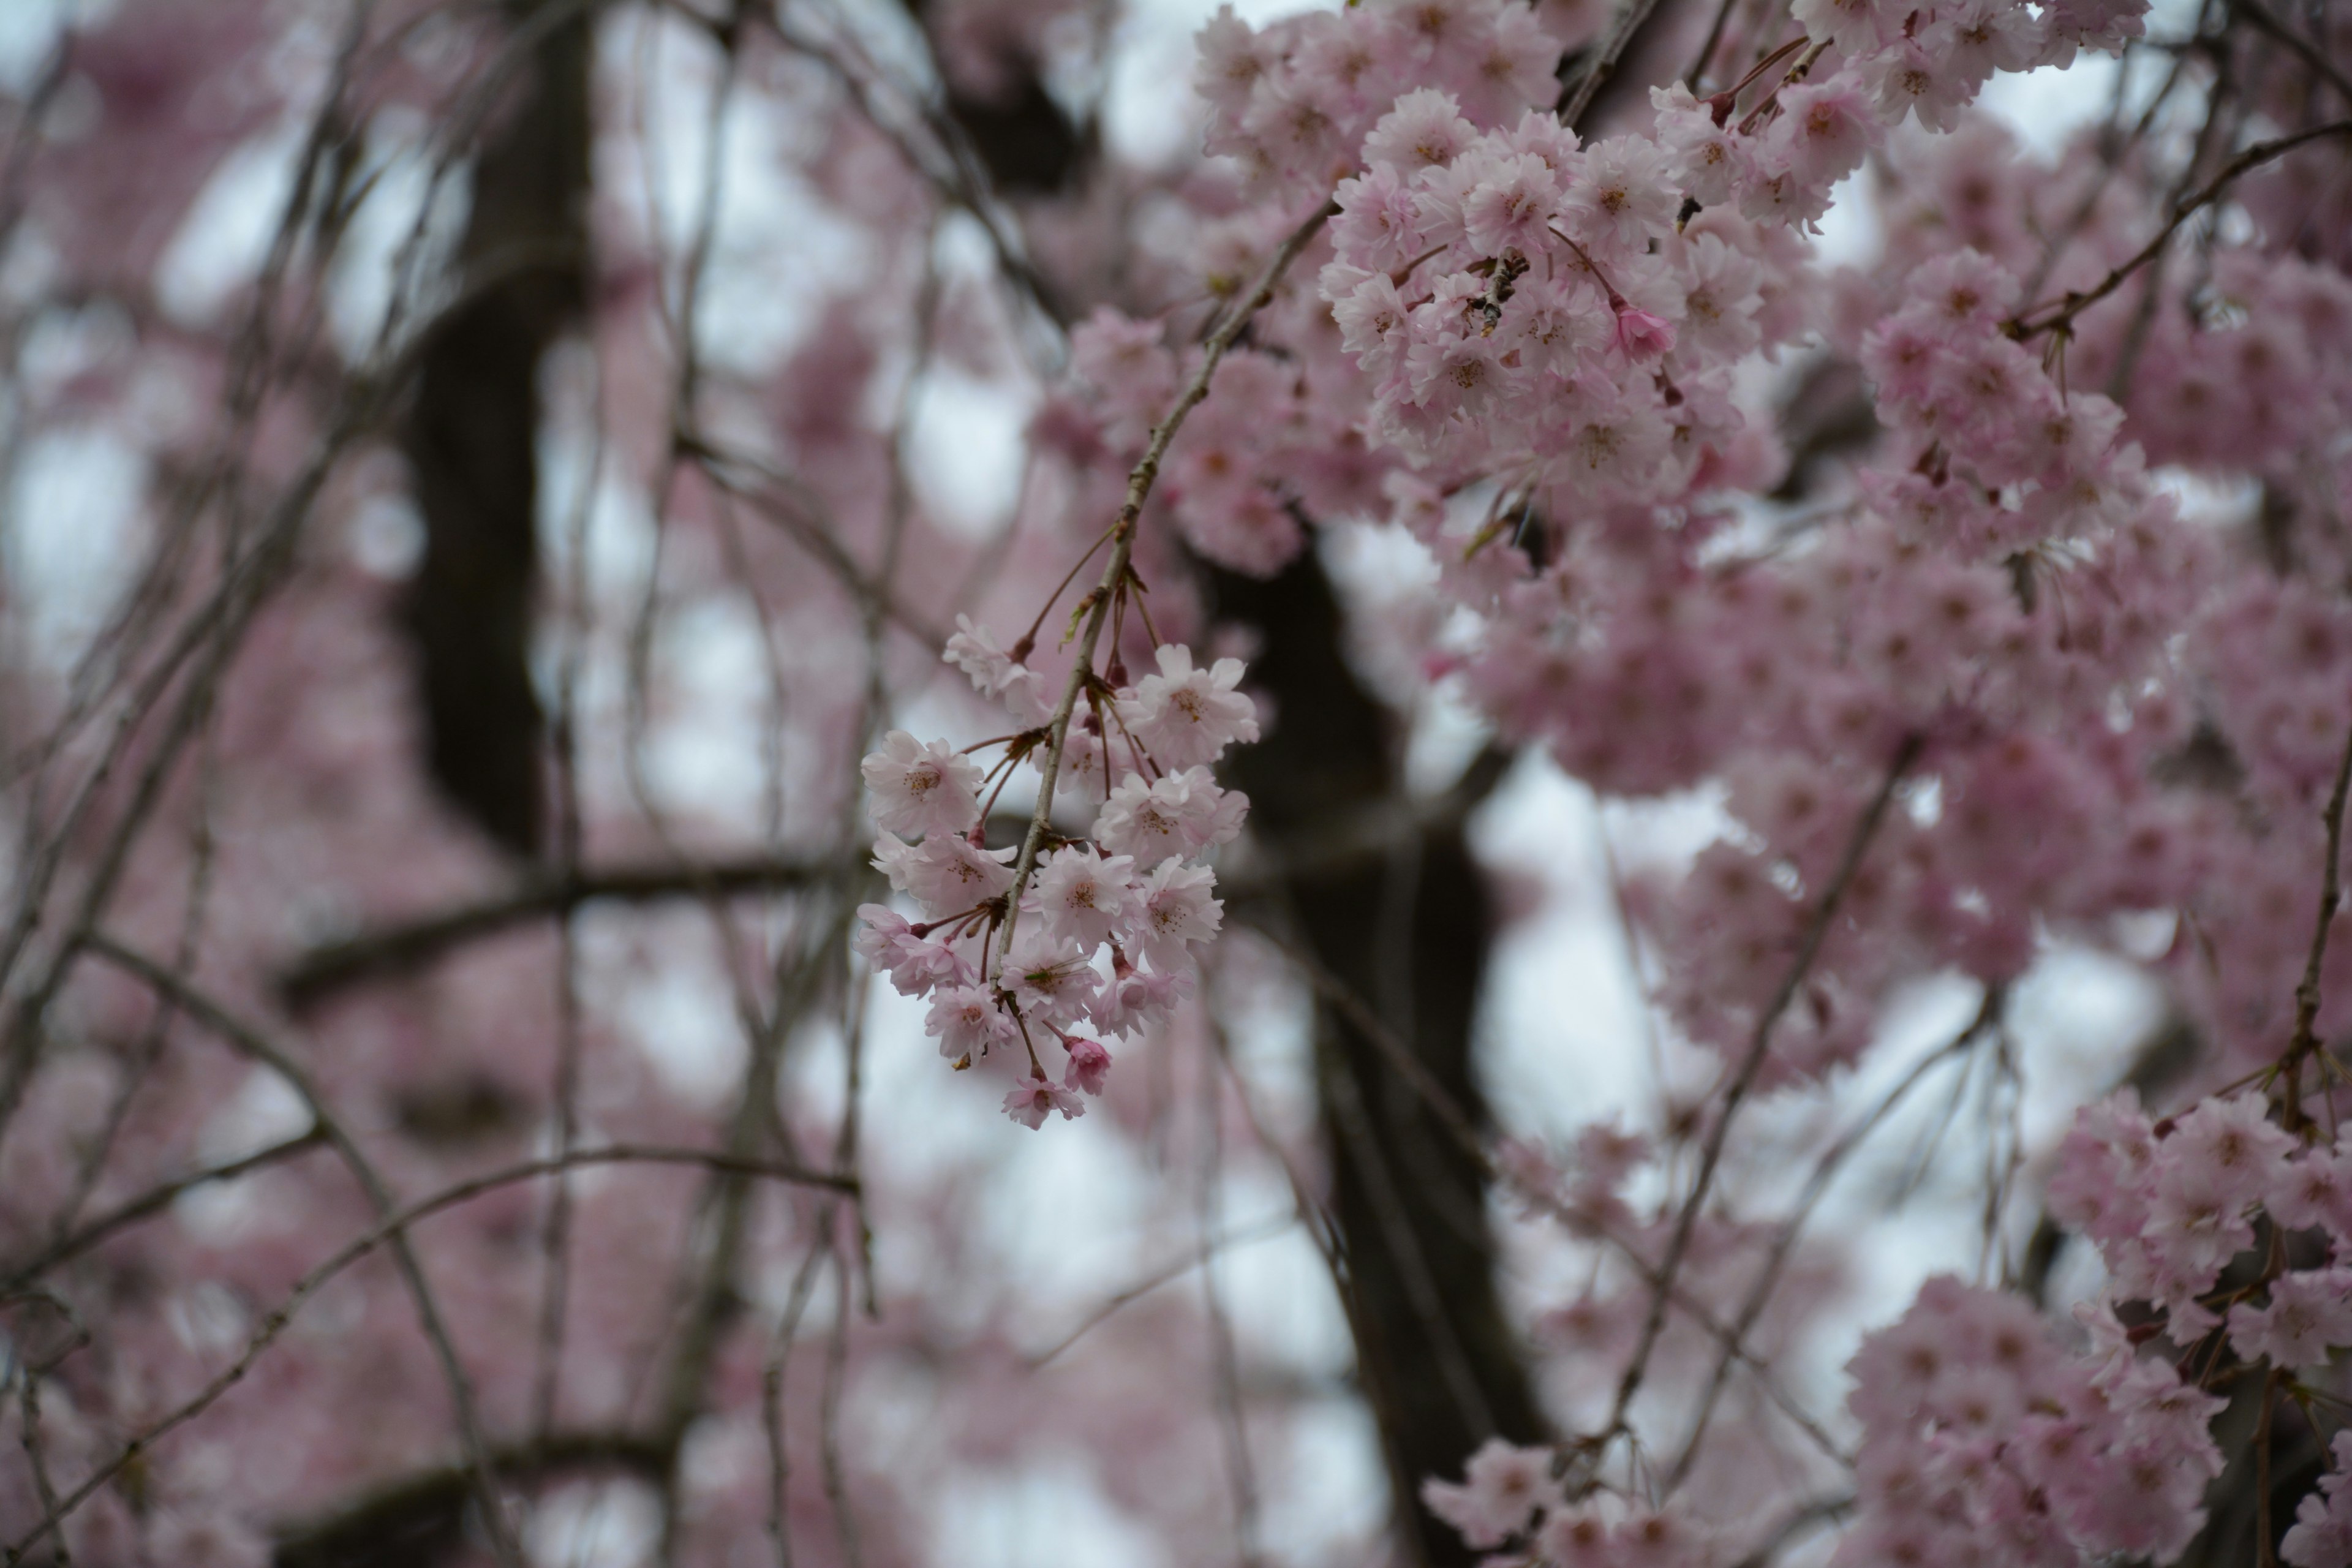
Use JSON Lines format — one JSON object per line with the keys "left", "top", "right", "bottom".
{"left": 1212, "top": 550, "right": 1547, "bottom": 1568}
{"left": 398, "top": 0, "right": 592, "bottom": 856}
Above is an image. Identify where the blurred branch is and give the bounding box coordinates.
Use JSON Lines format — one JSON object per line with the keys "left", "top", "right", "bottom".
{"left": 2228, "top": 0, "right": 2352, "bottom": 105}
{"left": 2, "top": 1128, "right": 328, "bottom": 1293}
{"left": 48, "top": 938, "right": 526, "bottom": 1568}
{"left": 1560, "top": 0, "right": 1674, "bottom": 126}
{"left": 273, "top": 1431, "right": 669, "bottom": 1568}
{"left": 1028, "top": 1213, "right": 1299, "bottom": 1366}
{"left": 1, "top": 1133, "right": 851, "bottom": 1568}
{"left": 678, "top": 432, "right": 950, "bottom": 647}
{"left": 758, "top": 1, "right": 1074, "bottom": 344}
{"left": 276, "top": 854, "right": 838, "bottom": 1008}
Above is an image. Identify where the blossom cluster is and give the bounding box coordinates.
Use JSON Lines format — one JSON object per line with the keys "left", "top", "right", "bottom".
{"left": 1828, "top": 1094, "right": 2352, "bottom": 1566}
{"left": 1170, "top": 0, "right": 2352, "bottom": 1559}
{"left": 1835, "top": 1278, "right": 2226, "bottom": 1566}
{"left": 856, "top": 623, "right": 1257, "bottom": 1126}
{"left": 2050, "top": 1093, "right": 2352, "bottom": 1349}
{"left": 1425, "top": 1438, "right": 1724, "bottom": 1566}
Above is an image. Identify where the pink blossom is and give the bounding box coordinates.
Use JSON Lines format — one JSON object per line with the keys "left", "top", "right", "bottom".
{"left": 1420, "top": 1438, "right": 1558, "bottom": 1548}
{"left": 1031, "top": 846, "right": 1138, "bottom": 950}
{"left": 1061, "top": 1036, "right": 1112, "bottom": 1095}
{"left": 926, "top": 984, "right": 1015, "bottom": 1061}
{"left": 1770, "top": 75, "right": 1881, "bottom": 189}
{"left": 860, "top": 729, "right": 983, "bottom": 839}
{"left": 2168, "top": 1093, "right": 2297, "bottom": 1210}
{"left": 1361, "top": 87, "right": 1477, "bottom": 173}
{"left": 943, "top": 614, "right": 1052, "bottom": 724}
{"left": 872, "top": 832, "right": 1017, "bottom": 915}
{"left": 1332, "top": 164, "right": 1428, "bottom": 271}
{"left": 854, "top": 905, "right": 976, "bottom": 995}
{"left": 1093, "top": 962, "right": 1194, "bottom": 1037}
{"left": 2271, "top": 1139, "right": 2352, "bottom": 1241}
{"left": 1003, "top": 1073, "right": 1087, "bottom": 1129}
{"left": 1559, "top": 135, "right": 1677, "bottom": 255}
{"left": 1116, "top": 644, "right": 1261, "bottom": 771}
{"left": 1093, "top": 766, "right": 1248, "bottom": 865}
{"left": 1130, "top": 859, "right": 1225, "bottom": 970}
{"left": 1610, "top": 303, "right": 1676, "bottom": 361}
{"left": 2226, "top": 1267, "right": 2352, "bottom": 1368}
{"left": 1861, "top": 34, "right": 1982, "bottom": 133}
{"left": 2283, "top": 1432, "right": 2352, "bottom": 1568}
{"left": 1002, "top": 932, "right": 1106, "bottom": 1025}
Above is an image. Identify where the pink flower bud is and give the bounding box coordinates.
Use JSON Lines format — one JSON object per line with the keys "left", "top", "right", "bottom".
{"left": 1613, "top": 305, "right": 1676, "bottom": 361}
{"left": 1062, "top": 1036, "right": 1112, "bottom": 1096}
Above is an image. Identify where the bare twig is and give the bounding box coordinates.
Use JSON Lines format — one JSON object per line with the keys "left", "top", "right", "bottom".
{"left": 1029, "top": 1212, "right": 1297, "bottom": 1368}
{"left": 1561, "top": 0, "right": 1672, "bottom": 126}
{"left": 1240, "top": 919, "right": 1850, "bottom": 1466}
{"left": 2, "top": 1128, "right": 327, "bottom": 1292}
{"left": 1662, "top": 986, "right": 2004, "bottom": 1491}
{"left": 2230, "top": 0, "right": 2352, "bottom": 105}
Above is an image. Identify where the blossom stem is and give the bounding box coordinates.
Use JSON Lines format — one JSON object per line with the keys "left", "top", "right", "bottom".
{"left": 1721, "top": 33, "right": 1811, "bottom": 104}
{"left": 991, "top": 197, "right": 1338, "bottom": 981}
{"left": 1014, "top": 518, "right": 1122, "bottom": 657}
{"left": 1735, "top": 37, "right": 1832, "bottom": 135}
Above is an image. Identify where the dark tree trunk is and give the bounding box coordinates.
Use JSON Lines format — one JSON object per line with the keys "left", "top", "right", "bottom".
{"left": 1212, "top": 551, "right": 1547, "bottom": 1568}
{"left": 398, "top": 0, "right": 592, "bottom": 856}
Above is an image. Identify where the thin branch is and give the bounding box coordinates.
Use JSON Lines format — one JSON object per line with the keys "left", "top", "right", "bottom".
{"left": 2, "top": 1128, "right": 327, "bottom": 1292}
{"left": 1662, "top": 986, "right": 2004, "bottom": 1491}
{"left": 1196, "top": 1048, "right": 1265, "bottom": 1568}
{"left": 1241, "top": 919, "right": 1850, "bottom": 1466}
{"left": 2010, "top": 119, "right": 2352, "bottom": 340}
{"left": 2283, "top": 716, "right": 2352, "bottom": 1127}
{"left": 1028, "top": 1212, "right": 1297, "bottom": 1367}
{"left": 1561, "top": 0, "right": 1672, "bottom": 126}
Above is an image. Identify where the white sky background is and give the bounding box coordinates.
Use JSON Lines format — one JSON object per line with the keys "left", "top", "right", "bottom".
{"left": 0, "top": 0, "right": 2209, "bottom": 1563}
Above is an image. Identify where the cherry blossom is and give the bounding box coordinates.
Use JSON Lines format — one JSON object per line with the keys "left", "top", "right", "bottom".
{"left": 860, "top": 729, "right": 985, "bottom": 838}
{"left": 1114, "top": 646, "right": 1262, "bottom": 772}
{"left": 1003, "top": 1074, "right": 1088, "bottom": 1129}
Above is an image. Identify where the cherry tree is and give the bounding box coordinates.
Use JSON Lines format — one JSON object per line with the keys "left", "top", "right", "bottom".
{"left": 1, "top": 0, "right": 2351, "bottom": 1564}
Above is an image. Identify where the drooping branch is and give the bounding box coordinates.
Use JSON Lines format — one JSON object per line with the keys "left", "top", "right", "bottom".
{"left": 1662, "top": 986, "right": 2007, "bottom": 1491}
{"left": 990, "top": 195, "right": 1338, "bottom": 978}
{"left": 2280, "top": 716, "right": 2352, "bottom": 1126}
{"left": 2010, "top": 119, "right": 2352, "bottom": 340}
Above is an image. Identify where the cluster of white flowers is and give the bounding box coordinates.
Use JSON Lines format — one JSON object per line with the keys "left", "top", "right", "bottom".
{"left": 856, "top": 619, "right": 1258, "bottom": 1126}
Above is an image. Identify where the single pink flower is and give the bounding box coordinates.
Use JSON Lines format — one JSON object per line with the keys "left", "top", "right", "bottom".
{"left": 1003, "top": 1073, "right": 1087, "bottom": 1129}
